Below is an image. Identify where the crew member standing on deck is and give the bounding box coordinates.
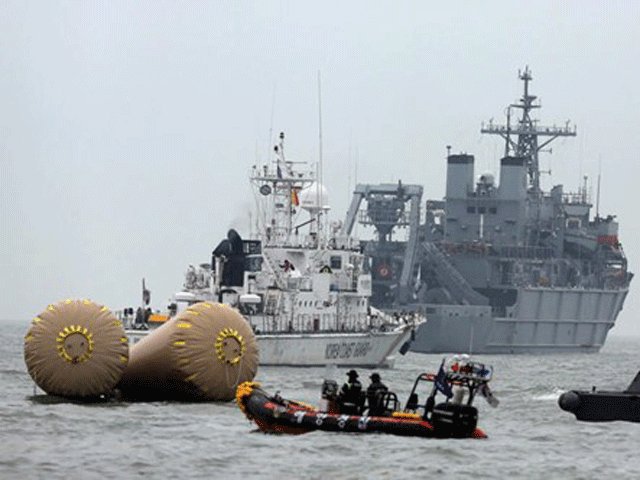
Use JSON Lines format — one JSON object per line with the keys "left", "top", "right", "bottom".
{"left": 337, "top": 370, "right": 363, "bottom": 414}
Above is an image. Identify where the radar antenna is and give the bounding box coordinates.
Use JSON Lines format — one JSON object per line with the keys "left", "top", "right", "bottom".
{"left": 480, "top": 67, "right": 577, "bottom": 193}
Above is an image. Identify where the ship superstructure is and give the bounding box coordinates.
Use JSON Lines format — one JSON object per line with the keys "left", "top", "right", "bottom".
{"left": 127, "top": 133, "right": 421, "bottom": 367}
{"left": 347, "top": 68, "right": 632, "bottom": 353}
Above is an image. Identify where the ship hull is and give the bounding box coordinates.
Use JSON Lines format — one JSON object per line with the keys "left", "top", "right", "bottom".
{"left": 128, "top": 326, "right": 414, "bottom": 368}
{"left": 411, "top": 286, "right": 629, "bottom": 354}
{"left": 256, "top": 328, "right": 413, "bottom": 367}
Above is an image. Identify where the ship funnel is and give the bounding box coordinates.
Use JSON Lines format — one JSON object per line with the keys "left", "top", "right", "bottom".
{"left": 446, "top": 154, "right": 474, "bottom": 199}
{"left": 118, "top": 302, "right": 258, "bottom": 401}
{"left": 24, "top": 299, "right": 129, "bottom": 399}
{"left": 499, "top": 157, "right": 527, "bottom": 200}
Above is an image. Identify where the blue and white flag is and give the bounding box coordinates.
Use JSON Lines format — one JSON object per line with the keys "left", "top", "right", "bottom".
{"left": 434, "top": 361, "right": 453, "bottom": 398}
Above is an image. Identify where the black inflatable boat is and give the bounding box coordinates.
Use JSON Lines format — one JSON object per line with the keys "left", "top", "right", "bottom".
{"left": 559, "top": 371, "right": 640, "bottom": 422}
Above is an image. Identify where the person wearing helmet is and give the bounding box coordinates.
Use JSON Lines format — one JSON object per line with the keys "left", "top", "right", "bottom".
{"left": 337, "top": 370, "right": 363, "bottom": 414}
{"left": 366, "top": 372, "right": 389, "bottom": 416}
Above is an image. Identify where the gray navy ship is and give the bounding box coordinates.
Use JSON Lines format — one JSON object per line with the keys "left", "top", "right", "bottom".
{"left": 342, "top": 68, "right": 633, "bottom": 353}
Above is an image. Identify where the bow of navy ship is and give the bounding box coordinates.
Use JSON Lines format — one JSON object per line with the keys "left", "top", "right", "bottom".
{"left": 343, "top": 67, "right": 633, "bottom": 354}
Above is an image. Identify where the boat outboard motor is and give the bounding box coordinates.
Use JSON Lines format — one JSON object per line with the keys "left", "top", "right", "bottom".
{"left": 320, "top": 379, "right": 339, "bottom": 412}
{"left": 431, "top": 403, "right": 479, "bottom": 438}
{"left": 321, "top": 379, "right": 338, "bottom": 399}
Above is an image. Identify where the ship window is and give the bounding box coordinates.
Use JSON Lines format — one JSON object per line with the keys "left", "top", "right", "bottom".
{"left": 467, "top": 206, "right": 476, "bottom": 214}
{"left": 245, "top": 256, "right": 263, "bottom": 272}
{"left": 478, "top": 207, "right": 486, "bottom": 214}
{"left": 330, "top": 256, "right": 342, "bottom": 270}
{"left": 489, "top": 207, "right": 497, "bottom": 214}
{"left": 567, "top": 218, "right": 581, "bottom": 229}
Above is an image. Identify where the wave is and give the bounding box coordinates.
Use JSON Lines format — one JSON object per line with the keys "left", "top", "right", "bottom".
{"left": 531, "top": 388, "right": 565, "bottom": 401}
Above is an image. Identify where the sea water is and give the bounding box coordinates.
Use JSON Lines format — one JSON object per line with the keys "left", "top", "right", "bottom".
{"left": 2, "top": 319, "right": 639, "bottom": 479}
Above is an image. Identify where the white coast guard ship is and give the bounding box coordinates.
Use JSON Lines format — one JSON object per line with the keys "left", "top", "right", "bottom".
{"left": 125, "top": 133, "right": 421, "bottom": 367}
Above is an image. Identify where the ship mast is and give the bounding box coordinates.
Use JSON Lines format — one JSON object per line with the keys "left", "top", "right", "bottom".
{"left": 481, "top": 67, "right": 577, "bottom": 193}
{"left": 251, "top": 132, "right": 315, "bottom": 247}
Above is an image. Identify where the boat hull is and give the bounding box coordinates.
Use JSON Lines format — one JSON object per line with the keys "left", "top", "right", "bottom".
{"left": 411, "top": 286, "right": 628, "bottom": 354}
{"left": 128, "top": 325, "right": 414, "bottom": 368}
{"left": 558, "top": 390, "right": 640, "bottom": 422}
{"left": 256, "top": 328, "right": 413, "bottom": 367}
{"left": 236, "top": 383, "right": 487, "bottom": 439}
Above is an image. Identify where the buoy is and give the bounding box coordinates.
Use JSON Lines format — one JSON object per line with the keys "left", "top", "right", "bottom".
{"left": 118, "top": 302, "right": 258, "bottom": 401}
{"left": 24, "top": 299, "right": 129, "bottom": 399}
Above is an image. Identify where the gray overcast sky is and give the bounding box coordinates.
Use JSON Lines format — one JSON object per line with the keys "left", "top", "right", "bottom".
{"left": 2, "top": 1, "right": 640, "bottom": 335}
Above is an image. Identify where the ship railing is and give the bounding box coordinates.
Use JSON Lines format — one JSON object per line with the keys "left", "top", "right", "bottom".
{"left": 254, "top": 313, "right": 384, "bottom": 334}
{"left": 114, "top": 309, "right": 134, "bottom": 329}
{"left": 357, "top": 209, "right": 410, "bottom": 227}
{"left": 491, "top": 306, "right": 507, "bottom": 317}
{"left": 437, "top": 242, "right": 554, "bottom": 260}
{"left": 562, "top": 192, "right": 591, "bottom": 205}
{"left": 489, "top": 245, "right": 555, "bottom": 259}
{"left": 480, "top": 122, "right": 576, "bottom": 136}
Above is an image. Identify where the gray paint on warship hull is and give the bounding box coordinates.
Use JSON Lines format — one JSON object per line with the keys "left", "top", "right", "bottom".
{"left": 411, "top": 287, "right": 629, "bottom": 354}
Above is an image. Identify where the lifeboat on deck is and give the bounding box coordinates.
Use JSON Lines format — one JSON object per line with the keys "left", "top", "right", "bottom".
{"left": 236, "top": 357, "right": 498, "bottom": 439}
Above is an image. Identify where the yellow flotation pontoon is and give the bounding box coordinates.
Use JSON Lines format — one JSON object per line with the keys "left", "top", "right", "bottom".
{"left": 24, "top": 299, "right": 129, "bottom": 399}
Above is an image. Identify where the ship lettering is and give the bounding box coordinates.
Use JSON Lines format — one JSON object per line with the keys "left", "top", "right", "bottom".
{"left": 325, "top": 342, "right": 373, "bottom": 359}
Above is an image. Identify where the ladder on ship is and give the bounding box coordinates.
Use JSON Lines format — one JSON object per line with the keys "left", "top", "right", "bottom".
{"left": 260, "top": 252, "right": 287, "bottom": 290}
{"left": 397, "top": 193, "right": 422, "bottom": 304}
{"left": 264, "top": 290, "right": 282, "bottom": 315}
{"left": 419, "top": 242, "right": 489, "bottom": 306}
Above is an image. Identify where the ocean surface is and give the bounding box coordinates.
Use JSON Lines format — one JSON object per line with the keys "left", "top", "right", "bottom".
{"left": 2, "top": 318, "right": 640, "bottom": 480}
